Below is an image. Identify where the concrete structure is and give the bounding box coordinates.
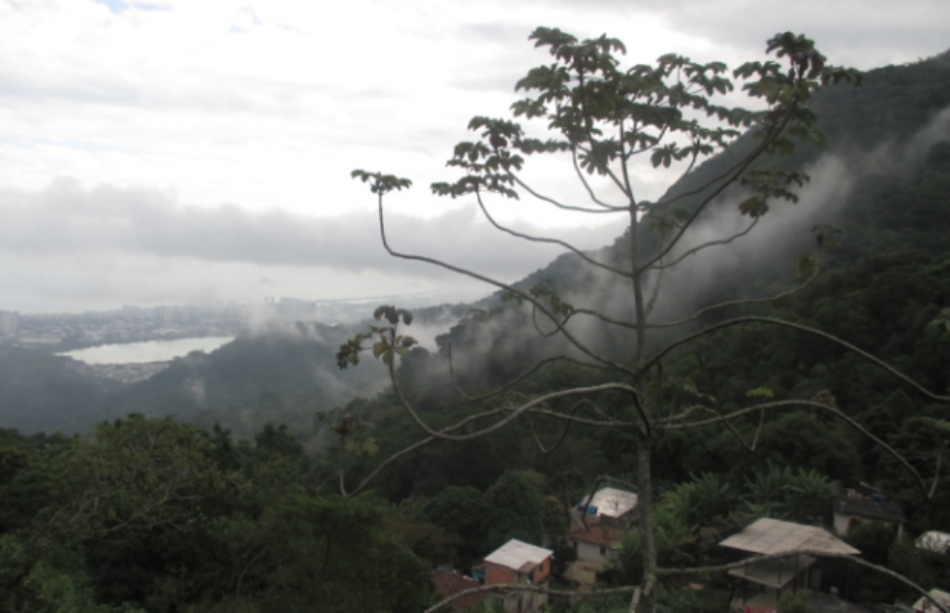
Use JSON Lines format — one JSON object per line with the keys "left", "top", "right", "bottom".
{"left": 912, "top": 588, "right": 950, "bottom": 613}
{"left": 484, "top": 539, "right": 553, "bottom": 613}
{"left": 568, "top": 487, "right": 638, "bottom": 564}
{"left": 831, "top": 482, "right": 905, "bottom": 539}
{"left": 916, "top": 531, "right": 950, "bottom": 555}
{"left": 569, "top": 523, "right": 619, "bottom": 565}
{"left": 575, "top": 487, "right": 638, "bottom": 529}
{"left": 721, "top": 518, "right": 860, "bottom": 612}
{"left": 431, "top": 569, "right": 491, "bottom": 612}
{"left": 0, "top": 310, "right": 19, "bottom": 338}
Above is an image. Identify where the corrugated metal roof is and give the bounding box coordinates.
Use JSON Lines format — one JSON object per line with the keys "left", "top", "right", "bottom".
{"left": 578, "top": 487, "right": 638, "bottom": 519}
{"left": 720, "top": 518, "right": 859, "bottom": 556}
{"left": 484, "top": 539, "right": 553, "bottom": 571}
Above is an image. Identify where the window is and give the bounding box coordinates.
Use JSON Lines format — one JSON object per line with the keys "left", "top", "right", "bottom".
{"left": 600, "top": 546, "right": 607, "bottom": 556}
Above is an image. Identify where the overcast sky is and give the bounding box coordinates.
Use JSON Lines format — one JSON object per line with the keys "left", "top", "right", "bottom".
{"left": 1, "top": 0, "right": 947, "bottom": 314}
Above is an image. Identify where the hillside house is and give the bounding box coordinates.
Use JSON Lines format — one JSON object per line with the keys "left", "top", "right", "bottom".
{"left": 431, "top": 569, "right": 491, "bottom": 612}
{"left": 569, "top": 487, "right": 638, "bottom": 564}
{"left": 832, "top": 481, "right": 905, "bottom": 539}
{"left": 720, "top": 518, "right": 860, "bottom": 612}
{"left": 917, "top": 531, "right": 950, "bottom": 555}
{"left": 484, "top": 539, "right": 554, "bottom": 613}
{"left": 912, "top": 588, "right": 950, "bottom": 613}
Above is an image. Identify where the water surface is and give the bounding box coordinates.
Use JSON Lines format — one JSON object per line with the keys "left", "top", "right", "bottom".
{"left": 59, "top": 337, "right": 234, "bottom": 365}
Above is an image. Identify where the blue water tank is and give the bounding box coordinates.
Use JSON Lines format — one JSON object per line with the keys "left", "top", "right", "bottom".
{"left": 872, "top": 493, "right": 887, "bottom": 503}
{"left": 586, "top": 505, "right": 598, "bottom": 515}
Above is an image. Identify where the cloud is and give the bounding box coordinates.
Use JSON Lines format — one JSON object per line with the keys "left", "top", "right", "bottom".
{"left": 0, "top": 178, "right": 627, "bottom": 282}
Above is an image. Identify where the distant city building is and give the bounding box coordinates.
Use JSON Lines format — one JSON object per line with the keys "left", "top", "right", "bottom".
{"left": 0, "top": 311, "right": 20, "bottom": 337}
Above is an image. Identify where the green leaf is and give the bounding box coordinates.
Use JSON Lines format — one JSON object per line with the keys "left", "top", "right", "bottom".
{"left": 746, "top": 386, "right": 774, "bottom": 398}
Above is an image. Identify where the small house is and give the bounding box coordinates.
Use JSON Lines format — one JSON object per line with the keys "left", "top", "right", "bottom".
{"left": 484, "top": 539, "right": 554, "bottom": 613}
{"left": 831, "top": 482, "right": 905, "bottom": 539}
{"left": 720, "top": 518, "right": 860, "bottom": 612}
{"left": 912, "top": 588, "right": 950, "bottom": 613}
{"left": 569, "top": 487, "right": 638, "bottom": 564}
{"left": 916, "top": 531, "right": 950, "bottom": 555}
{"left": 431, "top": 569, "right": 491, "bottom": 612}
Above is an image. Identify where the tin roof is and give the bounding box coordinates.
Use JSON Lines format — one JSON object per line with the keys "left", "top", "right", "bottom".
{"left": 720, "top": 518, "right": 859, "bottom": 556}
{"left": 833, "top": 495, "right": 905, "bottom": 523}
{"left": 578, "top": 487, "right": 638, "bottom": 519}
{"left": 484, "top": 539, "right": 553, "bottom": 571}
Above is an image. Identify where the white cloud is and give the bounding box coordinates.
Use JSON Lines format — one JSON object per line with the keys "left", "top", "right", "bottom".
{"left": 0, "top": 0, "right": 945, "bottom": 312}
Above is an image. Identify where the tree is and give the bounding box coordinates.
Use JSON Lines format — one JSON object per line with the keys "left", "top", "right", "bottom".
{"left": 343, "top": 28, "right": 950, "bottom": 613}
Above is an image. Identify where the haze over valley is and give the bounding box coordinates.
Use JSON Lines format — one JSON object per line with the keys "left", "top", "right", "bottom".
{"left": 1, "top": 3, "right": 950, "bottom": 612}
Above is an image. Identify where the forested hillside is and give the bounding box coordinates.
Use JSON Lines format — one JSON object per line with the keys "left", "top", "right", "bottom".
{"left": 1, "top": 39, "right": 949, "bottom": 613}
{"left": 0, "top": 321, "right": 390, "bottom": 436}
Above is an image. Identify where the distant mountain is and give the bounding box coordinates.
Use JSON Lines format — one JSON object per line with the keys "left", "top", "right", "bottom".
{"left": 0, "top": 321, "right": 390, "bottom": 435}
{"left": 3, "top": 51, "right": 949, "bottom": 437}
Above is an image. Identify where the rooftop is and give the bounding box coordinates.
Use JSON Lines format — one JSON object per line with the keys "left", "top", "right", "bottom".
{"left": 484, "top": 539, "right": 553, "bottom": 572}
{"left": 834, "top": 495, "right": 905, "bottom": 523}
{"left": 577, "top": 487, "right": 638, "bottom": 519}
{"left": 720, "top": 518, "right": 860, "bottom": 556}
{"left": 431, "top": 570, "right": 490, "bottom": 612}
{"left": 912, "top": 588, "right": 950, "bottom": 613}
{"left": 916, "top": 531, "right": 950, "bottom": 554}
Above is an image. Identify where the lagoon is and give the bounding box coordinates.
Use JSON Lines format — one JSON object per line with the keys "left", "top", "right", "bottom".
{"left": 59, "top": 337, "right": 234, "bottom": 365}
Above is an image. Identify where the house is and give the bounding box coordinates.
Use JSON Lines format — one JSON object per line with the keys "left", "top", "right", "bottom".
{"left": 916, "top": 531, "right": 950, "bottom": 555}
{"left": 431, "top": 569, "right": 491, "bottom": 612}
{"left": 574, "top": 487, "right": 638, "bottom": 530}
{"left": 720, "top": 517, "right": 860, "bottom": 612}
{"left": 831, "top": 481, "right": 905, "bottom": 539}
{"left": 483, "top": 539, "right": 554, "bottom": 613}
{"left": 568, "top": 487, "right": 638, "bottom": 564}
{"left": 912, "top": 588, "right": 950, "bottom": 613}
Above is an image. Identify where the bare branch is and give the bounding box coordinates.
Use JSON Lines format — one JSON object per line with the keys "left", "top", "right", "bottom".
{"left": 930, "top": 445, "right": 944, "bottom": 500}
{"left": 530, "top": 400, "right": 590, "bottom": 454}
{"left": 642, "top": 316, "right": 950, "bottom": 404}
{"left": 375, "top": 191, "right": 633, "bottom": 375}
{"left": 423, "top": 583, "right": 638, "bottom": 613}
{"left": 511, "top": 171, "right": 625, "bottom": 213}
{"left": 569, "top": 146, "right": 626, "bottom": 210}
{"left": 389, "top": 356, "right": 649, "bottom": 441}
{"left": 647, "top": 269, "right": 819, "bottom": 329}
{"left": 649, "top": 217, "right": 759, "bottom": 272}
{"left": 447, "top": 344, "right": 613, "bottom": 402}
{"left": 637, "top": 108, "right": 796, "bottom": 274}
{"left": 338, "top": 407, "right": 509, "bottom": 497}
{"left": 656, "top": 398, "right": 935, "bottom": 498}
{"left": 474, "top": 190, "right": 632, "bottom": 277}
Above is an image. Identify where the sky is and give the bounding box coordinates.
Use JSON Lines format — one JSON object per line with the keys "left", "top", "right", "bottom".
{"left": 1, "top": 0, "right": 948, "bottom": 314}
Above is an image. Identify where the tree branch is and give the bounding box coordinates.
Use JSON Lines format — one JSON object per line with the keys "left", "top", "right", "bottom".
{"left": 389, "top": 356, "right": 650, "bottom": 441}
{"left": 375, "top": 191, "right": 632, "bottom": 374}
{"left": 642, "top": 316, "right": 950, "bottom": 404}
{"left": 423, "top": 583, "right": 639, "bottom": 613}
{"left": 647, "top": 269, "right": 818, "bottom": 329}
{"left": 474, "top": 189, "right": 632, "bottom": 277}
{"left": 649, "top": 217, "right": 759, "bottom": 272}
{"left": 656, "top": 399, "right": 934, "bottom": 498}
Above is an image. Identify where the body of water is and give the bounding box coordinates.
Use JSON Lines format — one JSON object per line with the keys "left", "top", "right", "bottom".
{"left": 59, "top": 337, "right": 234, "bottom": 365}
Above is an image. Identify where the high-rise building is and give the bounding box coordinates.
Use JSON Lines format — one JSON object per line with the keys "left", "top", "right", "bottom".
{"left": 0, "top": 311, "right": 20, "bottom": 338}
